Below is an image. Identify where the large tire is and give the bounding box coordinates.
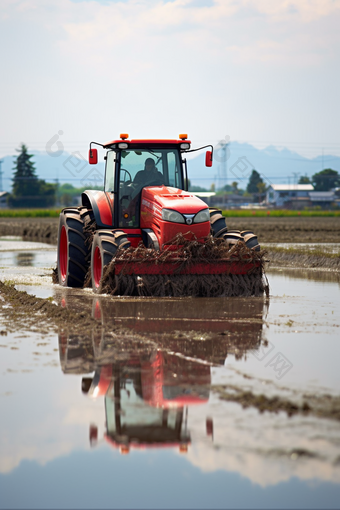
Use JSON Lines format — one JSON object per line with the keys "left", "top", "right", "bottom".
{"left": 57, "top": 207, "right": 93, "bottom": 287}
{"left": 91, "top": 230, "right": 130, "bottom": 293}
{"left": 209, "top": 208, "right": 228, "bottom": 238}
{"left": 241, "top": 231, "right": 260, "bottom": 251}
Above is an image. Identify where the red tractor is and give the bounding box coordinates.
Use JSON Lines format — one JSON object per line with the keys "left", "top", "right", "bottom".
{"left": 57, "top": 134, "right": 262, "bottom": 295}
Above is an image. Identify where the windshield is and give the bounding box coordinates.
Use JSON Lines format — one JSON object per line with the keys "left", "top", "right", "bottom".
{"left": 119, "top": 148, "right": 183, "bottom": 189}
{"left": 104, "top": 148, "right": 184, "bottom": 228}
{"left": 105, "top": 381, "right": 187, "bottom": 444}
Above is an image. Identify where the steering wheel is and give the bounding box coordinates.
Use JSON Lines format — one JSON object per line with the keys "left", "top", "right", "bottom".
{"left": 129, "top": 178, "right": 164, "bottom": 201}
{"left": 120, "top": 168, "right": 132, "bottom": 184}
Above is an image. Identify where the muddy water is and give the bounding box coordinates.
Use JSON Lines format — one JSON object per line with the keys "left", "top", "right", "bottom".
{"left": 0, "top": 238, "right": 340, "bottom": 509}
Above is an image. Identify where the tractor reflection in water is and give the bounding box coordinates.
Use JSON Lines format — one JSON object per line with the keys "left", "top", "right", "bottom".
{"left": 58, "top": 294, "right": 267, "bottom": 454}
{"left": 83, "top": 352, "right": 211, "bottom": 454}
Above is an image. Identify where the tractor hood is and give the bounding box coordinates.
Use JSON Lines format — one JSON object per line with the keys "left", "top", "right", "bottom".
{"left": 142, "top": 186, "right": 207, "bottom": 216}
{"left": 140, "top": 186, "right": 211, "bottom": 244}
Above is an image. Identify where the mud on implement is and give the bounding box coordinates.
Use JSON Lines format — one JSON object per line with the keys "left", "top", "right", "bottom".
{"left": 56, "top": 134, "right": 267, "bottom": 297}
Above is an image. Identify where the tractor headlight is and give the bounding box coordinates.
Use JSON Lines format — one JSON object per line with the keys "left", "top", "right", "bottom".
{"left": 162, "top": 209, "right": 185, "bottom": 223}
{"left": 193, "top": 209, "right": 210, "bottom": 223}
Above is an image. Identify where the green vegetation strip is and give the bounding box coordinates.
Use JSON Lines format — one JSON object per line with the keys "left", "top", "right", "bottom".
{"left": 0, "top": 209, "right": 61, "bottom": 218}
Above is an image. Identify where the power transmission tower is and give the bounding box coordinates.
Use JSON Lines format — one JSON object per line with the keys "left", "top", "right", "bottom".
{"left": 216, "top": 140, "right": 228, "bottom": 190}
{"left": 292, "top": 172, "right": 300, "bottom": 185}
{"left": 0, "top": 160, "right": 3, "bottom": 192}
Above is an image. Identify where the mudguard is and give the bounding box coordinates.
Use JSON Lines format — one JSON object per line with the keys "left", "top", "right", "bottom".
{"left": 81, "top": 190, "right": 113, "bottom": 228}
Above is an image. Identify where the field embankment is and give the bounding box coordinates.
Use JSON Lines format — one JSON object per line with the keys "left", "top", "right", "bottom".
{"left": 0, "top": 215, "right": 339, "bottom": 244}
{"left": 226, "top": 216, "right": 340, "bottom": 243}
{"left": 264, "top": 246, "right": 340, "bottom": 272}
{"left": 0, "top": 216, "right": 339, "bottom": 272}
{"left": 0, "top": 217, "right": 59, "bottom": 242}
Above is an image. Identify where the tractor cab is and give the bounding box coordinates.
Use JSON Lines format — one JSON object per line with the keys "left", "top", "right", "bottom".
{"left": 104, "top": 143, "right": 185, "bottom": 228}
{"left": 87, "top": 134, "right": 213, "bottom": 231}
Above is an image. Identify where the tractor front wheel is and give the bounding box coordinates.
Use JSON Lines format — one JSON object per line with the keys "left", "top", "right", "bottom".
{"left": 91, "top": 230, "right": 130, "bottom": 293}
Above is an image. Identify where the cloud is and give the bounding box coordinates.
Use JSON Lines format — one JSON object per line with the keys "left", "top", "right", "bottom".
{"left": 241, "top": 0, "right": 340, "bottom": 22}
{"left": 1, "top": 0, "right": 339, "bottom": 153}
{"left": 184, "top": 397, "right": 340, "bottom": 487}
{"left": 52, "top": 0, "right": 340, "bottom": 72}
{"left": 0, "top": 381, "right": 106, "bottom": 474}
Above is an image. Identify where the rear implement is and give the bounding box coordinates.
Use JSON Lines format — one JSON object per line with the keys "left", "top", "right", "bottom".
{"left": 97, "top": 234, "right": 267, "bottom": 297}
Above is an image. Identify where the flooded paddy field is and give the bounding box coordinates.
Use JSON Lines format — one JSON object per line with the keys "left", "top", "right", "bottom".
{"left": 0, "top": 236, "right": 340, "bottom": 509}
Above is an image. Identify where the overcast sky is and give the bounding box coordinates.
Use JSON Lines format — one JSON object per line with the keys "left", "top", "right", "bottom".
{"left": 0, "top": 0, "right": 339, "bottom": 159}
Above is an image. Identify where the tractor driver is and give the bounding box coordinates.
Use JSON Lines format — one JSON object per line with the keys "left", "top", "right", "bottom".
{"left": 122, "top": 158, "right": 165, "bottom": 227}
{"left": 133, "top": 158, "right": 164, "bottom": 186}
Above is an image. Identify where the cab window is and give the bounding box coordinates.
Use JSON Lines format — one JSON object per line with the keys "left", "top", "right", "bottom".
{"left": 104, "top": 150, "right": 116, "bottom": 192}
{"left": 117, "top": 148, "right": 183, "bottom": 228}
{"left": 167, "top": 151, "right": 182, "bottom": 188}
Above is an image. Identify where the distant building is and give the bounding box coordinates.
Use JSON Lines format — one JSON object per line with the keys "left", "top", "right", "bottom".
{"left": 308, "top": 191, "right": 336, "bottom": 208}
{"left": 266, "top": 185, "right": 338, "bottom": 209}
{"left": 0, "top": 191, "right": 8, "bottom": 208}
{"left": 266, "top": 184, "right": 314, "bottom": 208}
{"left": 191, "top": 191, "right": 216, "bottom": 206}
{"left": 208, "top": 193, "right": 246, "bottom": 209}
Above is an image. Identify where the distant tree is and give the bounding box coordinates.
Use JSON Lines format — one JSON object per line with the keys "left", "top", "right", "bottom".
{"left": 210, "top": 183, "right": 215, "bottom": 192}
{"left": 61, "top": 193, "right": 74, "bottom": 207}
{"left": 59, "top": 183, "right": 75, "bottom": 191}
{"left": 298, "top": 175, "right": 311, "bottom": 184}
{"left": 38, "top": 180, "right": 58, "bottom": 206}
{"left": 57, "top": 182, "right": 102, "bottom": 206}
{"left": 9, "top": 144, "right": 56, "bottom": 208}
{"left": 231, "top": 181, "right": 239, "bottom": 194}
{"left": 189, "top": 185, "right": 209, "bottom": 192}
{"left": 11, "top": 144, "right": 38, "bottom": 199}
{"left": 312, "top": 169, "right": 340, "bottom": 191}
{"left": 247, "top": 170, "right": 264, "bottom": 194}
{"left": 257, "top": 182, "right": 267, "bottom": 201}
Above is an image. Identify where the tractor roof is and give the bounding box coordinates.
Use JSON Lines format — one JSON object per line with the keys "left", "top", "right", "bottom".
{"left": 103, "top": 135, "right": 191, "bottom": 149}
{"left": 105, "top": 434, "right": 189, "bottom": 451}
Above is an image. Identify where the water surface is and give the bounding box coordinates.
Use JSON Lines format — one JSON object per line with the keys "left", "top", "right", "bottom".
{"left": 0, "top": 238, "right": 340, "bottom": 509}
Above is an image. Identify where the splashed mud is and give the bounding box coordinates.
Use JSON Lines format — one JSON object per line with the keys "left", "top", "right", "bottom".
{"left": 0, "top": 281, "right": 97, "bottom": 334}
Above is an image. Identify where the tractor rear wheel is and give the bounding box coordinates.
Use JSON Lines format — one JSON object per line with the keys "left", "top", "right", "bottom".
{"left": 91, "top": 230, "right": 130, "bottom": 293}
{"left": 57, "top": 207, "right": 94, "bottom": 287}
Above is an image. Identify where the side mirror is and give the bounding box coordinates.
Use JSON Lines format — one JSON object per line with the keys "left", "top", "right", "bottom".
{"left": 89, "top": 148, "right": 98, "bottom": 165}
{"left": 89, "top": 424, "right": 98, "bottom": 447}
{"left": 205, "top": 150, "right": 213, "bottom": 167}
{"left": 82, "top": 377, "right": 93, "bottom": 394}
{"left": 206, "top": 417, "right": 213, "bottom": 439}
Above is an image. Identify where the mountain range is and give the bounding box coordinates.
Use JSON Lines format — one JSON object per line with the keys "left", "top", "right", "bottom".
{"left": 1, "top": 142, "right": 339, "bottom": 192}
